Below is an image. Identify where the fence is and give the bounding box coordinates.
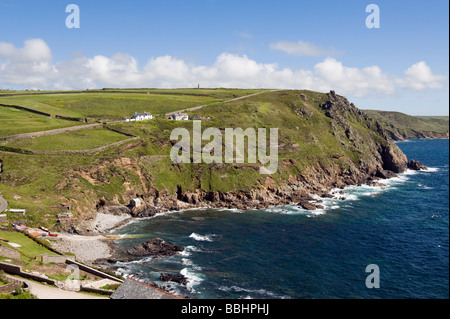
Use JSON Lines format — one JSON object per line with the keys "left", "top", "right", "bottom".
{"left": 0, "top": 103, "right": 51, "bottom": 117}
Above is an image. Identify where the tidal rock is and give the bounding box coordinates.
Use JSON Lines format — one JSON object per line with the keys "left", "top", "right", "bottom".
{"left": 408, "top": 160, "right": 428, "bottom": 171}
{"left": 131, "top": 205, "right": 158, "bottom": 218}
{"left": 126, "top": 238, "right": 184, "bottom": 258}
{"left": 298, "top": 200, "right": 320, "bottom": 211}
{"left": 375, "top": 169, "right": 398, "bottom": 179}
{"left": 160, "top": 273, "right": 188, "bottom": 285}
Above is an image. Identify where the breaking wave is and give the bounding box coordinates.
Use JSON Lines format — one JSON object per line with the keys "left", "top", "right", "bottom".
{"left": 189, "top": 232, "right": 217, "bottom": 242}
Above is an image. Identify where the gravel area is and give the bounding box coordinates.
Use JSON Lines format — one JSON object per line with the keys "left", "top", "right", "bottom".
{"left": 51, "top": 234, "right": 112, "bottom": 264}
{"left": 51, "top": 212, "right": 131, "bottom": 264}
{"left": 90, "top": 212, "right": 132, "bottom": 234}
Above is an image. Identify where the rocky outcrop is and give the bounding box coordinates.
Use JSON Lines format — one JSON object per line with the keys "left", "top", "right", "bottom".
{"left": 320, "top": 91, "right": 408, "bottom": 174}
{"left": 126, "top": 238, "right": 184, "bottom": 258}
{"left": 160, "top": 273, "right": 188, "bottom": 285}
{"left": 129, "top": 204, "right": 158, "bottom": 218}
{"left": 408, "top": 160, "right": 428, "bottom": 171}
{"left": 74, "top": 90, "right": 422, "bottom": 236}
{"left": 106, "top": 238, "right": 184, "bottom": 263}
{"left": 90, "top": 90, "right": 416, "bottom": 216}
{"left": 379, "top": 143, "right": 408, "bottom": 173}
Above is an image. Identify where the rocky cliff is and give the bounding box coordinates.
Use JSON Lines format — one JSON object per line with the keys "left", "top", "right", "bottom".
{"left": 72, "top": 90, "right": 414, "bottom": 233}
{"left": 365, "top": 110, "right": 449, "bottom": 141}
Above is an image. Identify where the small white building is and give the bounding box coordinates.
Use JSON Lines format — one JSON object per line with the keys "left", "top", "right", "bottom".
{"left": 8, "top": 209, "right": 26, "bottom": 215}
{"left": 130, "top": 198, "right": 143, "bottom": 208}
{"left": 125, "top": 112, "right": 153, "bottom": 122}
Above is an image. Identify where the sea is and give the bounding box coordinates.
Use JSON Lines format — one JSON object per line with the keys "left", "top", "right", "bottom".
{"left": 110, "top": 139, "right": 449, "bottom": 299}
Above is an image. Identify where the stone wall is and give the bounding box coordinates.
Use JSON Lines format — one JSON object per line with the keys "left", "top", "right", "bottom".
{"left": 36, "top": 254, "right": 74, "bottom": 264}
{"left": 0, "top": 261, "right": 56, "bottom": 285}
{"left": 0, "top": 278, "right": 24, "bottom": 294}
{"left": 0, "top": 245, "right": 20, "bottom": 260}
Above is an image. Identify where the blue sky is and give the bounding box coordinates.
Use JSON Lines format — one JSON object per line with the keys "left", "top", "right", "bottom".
{"left": 0, "top": 0, "right": 448, "bottom": 115}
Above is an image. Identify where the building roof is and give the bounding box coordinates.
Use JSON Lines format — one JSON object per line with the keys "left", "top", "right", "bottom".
{"left": 133, "top": 112, "right": 152, "bottom": 117}
{"left": 110, "top": 278, "right": 183, "bottom": 300}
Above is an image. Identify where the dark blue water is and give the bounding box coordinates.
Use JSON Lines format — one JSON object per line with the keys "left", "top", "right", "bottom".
{"left": 112, "top": 139, "right": 449, "bottom": 299}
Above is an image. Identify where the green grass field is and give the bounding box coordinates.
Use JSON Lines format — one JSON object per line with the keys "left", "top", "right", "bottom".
{"left": 0, "top": 106, "right": 83, "bottom": 137}
{"left": 0, "top": 230, "right": 55, "bottom": 263}
{"left": 0, "top": 89, "right": 265, "bottom": 123}
{"left": 365, "top": 110, "right": 449, "bottom": 139}
{"left": 5, "top": 127, "right": 129, "bottom": 151}
{"left": 0, "top": 88, "right": 423, "bottom": 230}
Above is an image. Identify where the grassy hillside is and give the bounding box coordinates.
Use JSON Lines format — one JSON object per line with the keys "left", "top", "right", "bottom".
{"left": 365, "top": 110, "right": 449, "bottom": 140}
{"left": 0, "top": 106, "right": 84, "bottom": 137}
{"left": 5, "top": 127, "right": 129, "bottom": 151}
{"left": 0, "top": 88, "right": 265, "bottom": 123}
{"left": 0, "top": 89, "right": 405, "bottom": 229}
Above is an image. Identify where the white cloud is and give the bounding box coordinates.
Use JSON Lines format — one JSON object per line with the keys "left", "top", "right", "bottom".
{"left": 396, "top": 61, "right": 447, "bottom": 90}
{"left": 314, "top": 57, "right": 396, "bottom": 97}
{"left": 0, "top": 38, "right": 52, "bottom": 62}
{"left": 0, "top": 39, "right": 447, "bottom": 99}
{"left": 270, "top": 40, "right": 335, "bottom": 57}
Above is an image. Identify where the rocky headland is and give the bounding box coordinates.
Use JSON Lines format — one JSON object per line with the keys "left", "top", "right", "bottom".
{"left": 77, "top": 90, "right": 420, "bottom": 237}
{"left": 42, "top": 90, "right": 429, "bottom": 269}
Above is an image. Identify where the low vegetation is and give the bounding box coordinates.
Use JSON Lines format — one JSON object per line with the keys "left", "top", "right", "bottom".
{"left": 365, "top": 110, "right": 449, "bottom": 140}
{"left": 5, "top": 127, "right": 129, "bottom": 151}
{"left": 0, "top": 106, "right": 83, "bottom": 137}
{"left": 0, "top": 88, "right": 446, "bottom": 230}
{"left": 0, "top": 230, "right": 56, "bottom": 264}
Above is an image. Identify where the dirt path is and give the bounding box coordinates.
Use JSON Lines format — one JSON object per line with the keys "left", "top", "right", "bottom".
{"left": 27, "top": 279, "right": 109, "bottom": 299}
{"left": 0, "top": 123, "right": 101, "bottom": 143}
{"left": 165, "top": 90, "right": 280, "bottom": 116}
{"left": 5, "top": 274, "right": 108, "bottom": 299}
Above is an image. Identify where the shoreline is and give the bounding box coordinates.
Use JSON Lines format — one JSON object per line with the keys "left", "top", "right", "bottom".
{"left": 50, "top": 163, "right": 431, "bottom": 268}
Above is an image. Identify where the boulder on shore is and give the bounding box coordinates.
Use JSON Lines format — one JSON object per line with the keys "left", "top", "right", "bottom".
{"left": 407, "top": 160, "right": 428, "bottom": 171}
{"left": 160, "top": 273, "right": 188, "bottom": 285}
{"left": 126, "top": 238, "right": 184, "bottom": 258}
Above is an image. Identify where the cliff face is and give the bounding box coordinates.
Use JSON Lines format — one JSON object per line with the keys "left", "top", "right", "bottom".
{"left": 365, "top": 110, "right": 449, "bottom": 141}
{"left": 319, "top": 91, "right": 408, "bottom": 174}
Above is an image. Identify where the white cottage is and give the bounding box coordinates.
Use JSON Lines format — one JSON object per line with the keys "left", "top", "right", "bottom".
{"left": 125, "top": 112, "right": 153, "bottom": 122}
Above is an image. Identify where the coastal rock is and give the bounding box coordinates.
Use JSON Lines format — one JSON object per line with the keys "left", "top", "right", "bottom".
{"left": 59, "top": 89, "right": 414, "bottom": 232}
{"left": 160, "top": 273, "right": 188, "bottom": 285}
{"left": 407, "top": 160, "right": 428, "bottom": 171}
{"left": 126, "top": 238, "right": 184, "bottom": 258}
{"left": 298, "top": 200, "right": 317, "bottom": 211}
{"left": 379, "top": 143, "right": 408, "bottom": 173}
{"left": 130, "top": 205, "right": 158, "bottom": 218}
{"left": 375, "top": 169, "right": 398, "bottom": 179}
{"left": 99, "top": 205, "right": 131, "bottom": 216}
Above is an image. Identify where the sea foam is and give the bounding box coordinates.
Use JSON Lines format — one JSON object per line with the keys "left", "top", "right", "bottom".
{"left": 189, "top": 232, "right": 216, "bottom": 242}
{"left": 180, "top": 268, "right": 203, "bottom": 292}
